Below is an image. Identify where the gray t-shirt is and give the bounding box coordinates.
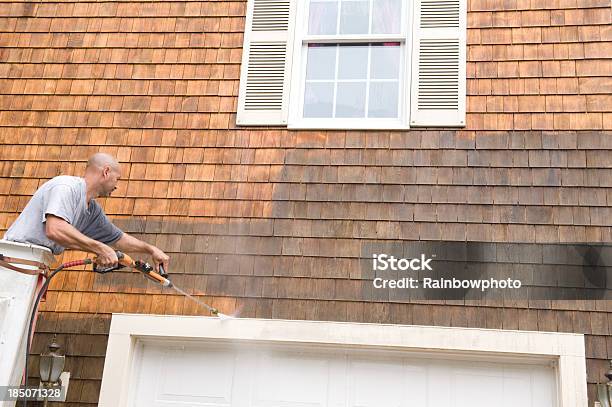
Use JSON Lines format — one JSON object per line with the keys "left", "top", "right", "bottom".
{"left": 4, "top": 175, "right": 123, "bottom": 255}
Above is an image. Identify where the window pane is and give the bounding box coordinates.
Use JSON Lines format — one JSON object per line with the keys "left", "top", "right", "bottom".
{"left": 304, "top": 82, "right": 334, "bottom": 117}
{"left": 306, "top": 45, "right": 337, "bottom": 80}
{"left": 308, "top": 1, "right": 338, "bottom": 35}
{"left": 338, "top": 45, "right": 368, "bottom": 79}
{"left": 371, "top": 45, "right": 400, "bottom": 79}
{"left": 301, "top": 42, "right": 404, "bottom": 121}
{"left": 372, "top": 0, "right": 401, "bottom": 34}
{"left": 336, "top": 82, "right": 366, "bottom": 117}
{"left": 368, "top": 82, "right": 399, "bottom": 118}
{"left": 339, "top": 0, "right": 369, "bottom": 34}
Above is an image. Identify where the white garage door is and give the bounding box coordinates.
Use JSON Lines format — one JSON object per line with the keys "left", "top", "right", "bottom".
{"left": 130, "top": 341, "right": 557, "bottom": 407}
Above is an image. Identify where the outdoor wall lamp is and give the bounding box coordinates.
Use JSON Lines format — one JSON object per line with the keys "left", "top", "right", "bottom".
{"left": 38, "top": 335, "right": 70, "bottom": 404}
{"left": 596, "top": 361, "right": 612, "bottom": 407}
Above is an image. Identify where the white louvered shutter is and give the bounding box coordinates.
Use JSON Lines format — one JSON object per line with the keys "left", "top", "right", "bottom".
{"left": 410, "top": 0, "right": 466, "bottom": 127}
{"left": 236, "top": 0, "right": 296, "bottom": 126}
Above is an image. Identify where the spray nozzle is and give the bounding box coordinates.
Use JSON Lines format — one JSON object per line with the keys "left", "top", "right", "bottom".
{"left": 208, "top": 308, "right": 233, "bottom": 320}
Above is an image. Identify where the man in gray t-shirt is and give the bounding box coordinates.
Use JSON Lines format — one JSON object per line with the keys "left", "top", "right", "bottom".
{"left": 4, "top": 153, "right": 169, "bottom": 271}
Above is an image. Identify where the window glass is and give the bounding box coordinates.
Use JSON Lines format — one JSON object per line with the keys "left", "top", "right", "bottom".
{"left": 304, "top": 83, "right": 334, "bottom": 117}
{"left": 306, "top": 45, "right": 336, "bottom": 80}
{"left": 339, "top": 0, "right": 369, "bottom": 34}
{"left": 371, "top": 45, "right": 400, "bottom": 79}
{"left": 308, "top": 0, "right": 402, "bottom": 36}
{"left": 303, "top": 43, "right": 401, "bottom": 119}
{"left": 336, "top": 82, "right": 367, "bottom": 117}
{"left": 369, "top": 82, "right": 399, "bottom": 117}
{"left": 301, "top": 0, "right": 405, "bottom": 124}
{"left": 338, "top": 45, "right": 368, "bottom": 79}
{"left": 372, "top": 0, "right": 401, "bottom": 34}
{"left": 308, "top": 1, "right": 338, "bottom": 35}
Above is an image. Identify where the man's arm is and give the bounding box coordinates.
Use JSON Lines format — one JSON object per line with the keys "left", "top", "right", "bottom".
{"left": 45, "top": 215, "right": 119, "bottom": 267}
{"left": 112, "top": 233, "right": 170, "bottom": 272}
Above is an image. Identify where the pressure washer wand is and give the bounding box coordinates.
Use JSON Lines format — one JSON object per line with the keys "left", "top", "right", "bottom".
{"left": 119, "top": 254, "right": 229, "bottom": 318}
{"left": 93, "top": 251, "right": 173, "bottom": 287}
{"left": 93, "top": 252, "right": 231, "bottom": 318}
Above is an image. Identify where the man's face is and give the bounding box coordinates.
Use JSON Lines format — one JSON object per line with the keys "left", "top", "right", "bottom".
{"left": 100, "top": 165, "right": 121, "bottom": 197}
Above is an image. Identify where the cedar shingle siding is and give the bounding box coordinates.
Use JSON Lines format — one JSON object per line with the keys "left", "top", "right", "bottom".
{"left": 1, "top": 0, "right": 611, "bottom": 404}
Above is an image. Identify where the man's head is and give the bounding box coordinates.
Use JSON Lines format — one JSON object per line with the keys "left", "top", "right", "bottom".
{"left": 85, "top": 153, "right": 121, "bottom": 197}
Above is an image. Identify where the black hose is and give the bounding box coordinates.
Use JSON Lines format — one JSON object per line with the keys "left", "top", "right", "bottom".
{"left": 22, "top": 264, "right": 65, "bottom": 407}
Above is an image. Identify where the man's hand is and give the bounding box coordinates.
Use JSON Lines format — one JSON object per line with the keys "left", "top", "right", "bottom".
{"left": 113, "top": 233, "right": 170, "bottom": 272}
{"left": 45, "top": 215, "right": 120, "bottom": 268}
{"left": 95, "top": 244, "right": 119, "bottom": 269}
{"left": 149, "top": 246, "right": 170, "bottom": 272}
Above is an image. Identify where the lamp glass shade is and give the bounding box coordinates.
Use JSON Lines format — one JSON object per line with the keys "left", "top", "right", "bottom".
{"left": 39, "top": 354, "right": 65, "bottom": 383}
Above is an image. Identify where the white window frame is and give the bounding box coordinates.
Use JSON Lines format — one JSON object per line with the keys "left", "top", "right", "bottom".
{"left": 99, "top": 314, "right": 587, "bottom": 407}
{"left": 287, "top": 0, "right": 414, "bottom": 130}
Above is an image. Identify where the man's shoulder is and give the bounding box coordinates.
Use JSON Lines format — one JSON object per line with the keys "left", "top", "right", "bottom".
{"left": 42, "top": 176, "right": 84, "bottom": 191}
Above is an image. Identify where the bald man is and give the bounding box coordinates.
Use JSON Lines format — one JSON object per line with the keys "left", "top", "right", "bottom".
{"left": 4, "top": 153, "right": 169, "bottom": 271}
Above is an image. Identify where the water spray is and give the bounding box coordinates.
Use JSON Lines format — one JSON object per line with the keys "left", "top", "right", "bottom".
{"left": 170, "top": 284, "right": 231, "bottom": 318}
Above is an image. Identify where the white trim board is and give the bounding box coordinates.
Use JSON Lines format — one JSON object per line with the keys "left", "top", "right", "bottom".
{"left": 99, "top": 314, "right": 587, "bottom": 407}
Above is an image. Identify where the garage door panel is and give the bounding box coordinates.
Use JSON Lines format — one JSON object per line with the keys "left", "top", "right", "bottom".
{"left": 502, "top": 376, "right": 533, "bottom": 407}
{"left": 131, "top": 342, "right": 557, "bottom": 407}
{"left": 327, "top": 357, "right": 348, "bottom": 407}
{"left": 453, "top": 370, "right": 505, "bottom": 407}
{"left": 252, "top": 353, "right": 330, "bottom": 407}
{"left": 158, "top": 348, "right": 235, "bottom": 405}
{"left": 527, "top": 367, "right": 557, "bottom": 407}
{"left": 133, "top": 344, "right": 237, "bottom": 407}
{"left": 348, "top": 360, "right": 426, "bottom": 407}
{"left": 425, "top": 364, "right": 456, "bottom": 405}
{"left": 349, "top": 360, "right": 405, "bottom": 407}
{"left": 451, "top": 364, "right": 555, "bottom": 407}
